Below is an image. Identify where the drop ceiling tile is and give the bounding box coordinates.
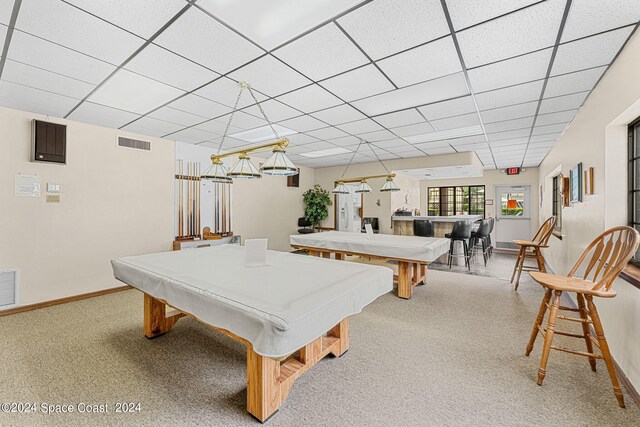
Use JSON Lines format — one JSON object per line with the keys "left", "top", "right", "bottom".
{"left": 286, "top": 133, "right": 320, "bottom": 146}
{"left": 393, "top": 121, "right": 436, "bottom": 137}
{"left": 497, "top": 143, "right": 528, "bottom": 153}
{"left": 215, "top": 111, "right": 266, "bottom": 131}
{"left": 337, "top": 0, "right": 449, "bottom": 60}
{"left": 395, "top": 146, "right": 428, "bottom": 157}
{"left": 561, "top": 0, "right": 640, "bottom": 42}
{"left": 64, "top": 0, "right": 185, "bottom": 39}
{"left": 545, "top": 66, "right": 607, "bottom": 98}
{"left": 337, "top": 118, "right": 383, "bottom": 134}
{"left": 148, "top": 106, "right": 207, "bottom": 127}
{"left": 373, "top": 138, "right": 412, "bottom": 149}
{"left": 88, "top": 69, "right": 184, "bottom": 114}
{"left": 424, "top": 146, "right": 457, "bottom": 155}
{"left": 0, "top": 80, "right": 80, "bottom": 117}
{"left": 228, "top": 55, "right": 311, "bottom": 97}
{"left": 194, "top": 119, "right": 242, "bottom": 135}
{"left": 168, "top": 93, "right": 231, "bottom": 118}
{"left": 431, "top": 112, "right": 480, "bottom": 131}
{"left": 0, "top": 24, "right": 6, "bottom": 47}
{"left": 552, "top": 27, "right": 634, "bottom": 75}
{"left": 535, "top": 110, "right": 577, "bottom": 126}
{"left": 530, "top": 132, "right": 561, "bottom": 143}
{"left": 204, "top": 135, "right": 249, "bottom": 150}
{"left": 1, "top": 59, "right": 95, "bottom": 99}
{"left": 484, "top": 116, "right": 534, "bottom": 133}
{"left": 320, "top": 64, "right": 395, "bottom": 102}
{"left": 194, "top": 77, "right": 267, "bottom": 108}
{"left": 487, "top": 128, "right": 531, "bottom": 142}
{"left": 418, "top": 96, "right": 477, "bottom": 120}
{"left": 454, "top": 142, "right": 490, "bottom": 152}
{"left": 539, "top": 91, "right": 589, "bottom": 114}
{"left": 272, "top": 23, "right": 368, "bottom": 81}
{"left": 456, "top": 0, "right": 564, "bottom": 68}
{"left": 352, "top": 73, "right": 469, "bottom": 116}
{"left": 468, "top": 48, "right": 552, "bottom": 93}
{"left": 121, "top": 116, "right": 184, "bottom": 137}
{"left": 481, "top": 101, "right": 538, "bottom": 123}
{"left": 16, "top": 0, "right": 144, "bottom": 64}
{"left": 328, "top": 135, "right": 363, "bottom": 147}
{"left": 526, "top": 146, "right": 552, "bottom": 154}
{"left": 375, "top": 109, "right": 425, "bottom": 128}
{"left": 311, "top": 104, "right": 366, "bottom": 125}
{"left": 195, "top": 0, "right": 362, "bottom": 50}
{"left": 124, "top": 44, "right": 219, "bottom": 92}
{"left": 447, "top": 0, "right": 541, "bottom": 30}
{"left": 276, "top": 84, "right": 342, "bottom": 113}
{"left": 67, "top": 101, "right": 139, "bottom": 128}
{"left": 532, "top": 122, "right": 569, "bottom": 135}
{"left": 298, "top": 140, "right": 344, "bottom": 152}
{"left": 153, "top": 8, "right": 264, "bottom": 74}
{"left": 358, "top": 129, "right": 396, "bottom": 142}
{"left": 277, "top": 115, "right": 327, "bottom": 132}
{"left": 448, "top": 134, "right": 487, "bottom": 146}
{"left": 242, "top": 99, "right": 302, "bottom": 123}
{"left": 8, "top": 31, "right": 116, "bottom": 84}
{"left": 306, "top": 126, "right": 348, "bottom": 141}
{"left": 167, "top": 127, "right": 218, "bottom": 144}
{"left": 476, "top": 80, "right": 544, "bottom": 111}
{"left": 377, "top": 36, "right": 462, "bottom": 87}
{"left": 0, "top": 2, "right": 12, "bottom": 25}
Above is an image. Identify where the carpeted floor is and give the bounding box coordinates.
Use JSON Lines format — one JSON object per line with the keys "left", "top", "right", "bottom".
{"left": 0, "top": 263, "right": 638, "bottom": 426}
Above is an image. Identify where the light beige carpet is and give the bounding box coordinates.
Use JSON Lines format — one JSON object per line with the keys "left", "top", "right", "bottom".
{"left": 0, "top": 268, "right": 638, "bottom": 426}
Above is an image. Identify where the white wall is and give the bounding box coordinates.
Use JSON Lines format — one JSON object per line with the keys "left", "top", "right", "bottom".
{"left": 538, "top": 29, "right": 640, "bottom": 391}
{"left": 0, "top": 106, "right": 175, "bottom": 306}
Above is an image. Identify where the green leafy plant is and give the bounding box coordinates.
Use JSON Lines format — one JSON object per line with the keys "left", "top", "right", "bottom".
{"left": 303, "top": 185, "right": 332, "bottom": 230}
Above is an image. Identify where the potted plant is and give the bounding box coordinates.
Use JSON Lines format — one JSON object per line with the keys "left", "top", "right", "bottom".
{"left": 303, "top": 185, "right": 332, "bottom": 231}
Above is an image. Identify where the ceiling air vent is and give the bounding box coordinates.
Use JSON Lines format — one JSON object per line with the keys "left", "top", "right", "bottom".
{"left": 0, "top": 270, "right": 18, "bottom": 309}
{"left": 117, "top": 137, "right": 151, "bottom": 151}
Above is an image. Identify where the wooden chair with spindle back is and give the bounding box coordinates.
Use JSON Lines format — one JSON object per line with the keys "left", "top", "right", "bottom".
{"left": 525, "top": 226, "right": 640, "bottom": 407}
{"left": 510, "top": 216, "right": 557, "bottom": 290}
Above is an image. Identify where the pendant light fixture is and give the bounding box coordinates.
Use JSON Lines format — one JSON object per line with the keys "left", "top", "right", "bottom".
{"left": 355, "top": 180, "right": 372, "bottom": 193}
{"left": 333, "top": 139, "right": 401, "bottom": 193}
{"left": 201, "top": 82, "right": 298, "bottom": 183}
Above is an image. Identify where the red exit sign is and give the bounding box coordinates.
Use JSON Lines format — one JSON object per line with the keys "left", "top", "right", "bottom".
{"left": 506, "top": 167, "right": 520, "bottom": 175}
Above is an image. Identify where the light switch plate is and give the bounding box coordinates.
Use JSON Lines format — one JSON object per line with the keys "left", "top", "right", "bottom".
{"left": 47, "top": 183, "right": 60, "bottom": 193}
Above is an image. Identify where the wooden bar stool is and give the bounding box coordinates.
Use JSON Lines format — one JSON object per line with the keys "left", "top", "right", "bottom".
{"left": 511, "top": 216, "right": 557, "bottom": 290}
{"left": 525, "top": 226, "right": 640, "bottom": 408}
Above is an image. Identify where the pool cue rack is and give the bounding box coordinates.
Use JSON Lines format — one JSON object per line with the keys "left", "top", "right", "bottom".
{"left": 175, "top": 160, "right": 201, "bottom": 240}
{"left": 206, "top": 180, "right": 233, "bottom": 240}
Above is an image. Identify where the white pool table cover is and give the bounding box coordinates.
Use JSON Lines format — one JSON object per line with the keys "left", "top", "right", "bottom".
{"left": 111, "top": 245, "right": 392, "bottom": 358}
{"left": 290, "top": 231, "right": 450, "bottom": 262}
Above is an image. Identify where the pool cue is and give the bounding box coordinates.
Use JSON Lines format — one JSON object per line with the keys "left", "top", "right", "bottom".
{"left": 178, "top": 160, "right": 183, "bottom": 238}
{"left": 222, "top": 182, "right": 226, "bottom": 234}
{"left": 196, "top": 162, "right": 200, "bottom": 237}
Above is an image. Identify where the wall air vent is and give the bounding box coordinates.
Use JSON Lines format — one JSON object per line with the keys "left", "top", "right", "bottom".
{"left": 0, "top": 270, "right": 18, "bottom": 309}
{"left": 117, "top": 137, "right": 151, "bottom": 151}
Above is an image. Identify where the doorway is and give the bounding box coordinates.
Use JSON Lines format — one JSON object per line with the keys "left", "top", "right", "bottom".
{"left": 494, "top": 185, "right": 532, "bottom": 249}
{"left": 335, "top": 184, "right": 362, "bottom": 233}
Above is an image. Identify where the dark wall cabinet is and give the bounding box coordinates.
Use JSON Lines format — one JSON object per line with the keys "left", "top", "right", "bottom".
{"left": 32, "top": 120, "right": 66, "bottom": 164}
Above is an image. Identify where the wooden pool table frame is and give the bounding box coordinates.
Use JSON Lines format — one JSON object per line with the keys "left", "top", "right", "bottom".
{"left": 291, "top": 245, "right": 427, "bottom": 299}
{"left": 142, "top": 292, "right": 349, "bottom": 423}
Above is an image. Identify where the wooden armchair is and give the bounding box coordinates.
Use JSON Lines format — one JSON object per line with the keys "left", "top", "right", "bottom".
{"left": 525, "top": 226, "right": 640, "bottom": 407}
{"left": 510, "top": 216, "right": 557, "bottom": 290}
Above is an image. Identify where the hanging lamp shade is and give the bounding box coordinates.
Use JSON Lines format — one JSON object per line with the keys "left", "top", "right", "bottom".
{"left": 260, "top": 146, "right": 298, "bottom": 176}
{"left": 355, "top": 180, "right": 372, "bottom": 193}
{"left": 201, "top": 157, "right": 232, "bottom": 184}
{"left": 380, "top": 176, "right": 400, "bottom": 192}
{"left": 332, "top": 181, "right": 350, "bottom": 194}
{"left": 227, "top": 153, "right": 261, "bottom": 179}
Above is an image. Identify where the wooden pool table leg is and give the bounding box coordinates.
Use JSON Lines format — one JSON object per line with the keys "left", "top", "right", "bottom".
{"left": 420, "top": 264, "right": 427, "bottom": 285}
{"left": 397, "top": 261, "right": 412, "bottom": 299}
{"left": 144, "top": 294, "right": 184, "bottom": 338}
{"left": 246, "top": 318, "right": 350, "bottom": 422}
